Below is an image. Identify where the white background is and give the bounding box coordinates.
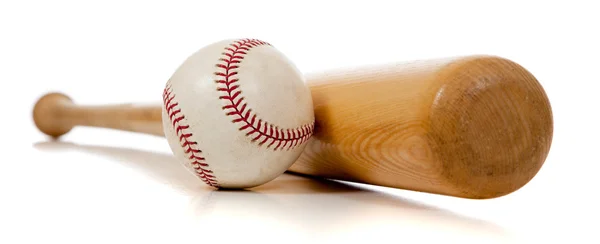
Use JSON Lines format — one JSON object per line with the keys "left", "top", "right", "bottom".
{"left": 1, "top": 0, "right": 598, "bottom": 243}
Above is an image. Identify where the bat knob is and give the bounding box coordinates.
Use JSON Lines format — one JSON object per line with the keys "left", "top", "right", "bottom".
{"left": 33, "top": 92, "right": 75, "bottom": 138}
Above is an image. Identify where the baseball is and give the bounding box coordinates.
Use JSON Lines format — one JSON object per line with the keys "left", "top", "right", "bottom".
{"left": 161, "top": 38, "right": 315, "bottom": 189}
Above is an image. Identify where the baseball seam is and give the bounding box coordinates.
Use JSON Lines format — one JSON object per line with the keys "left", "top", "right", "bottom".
{"left": 163, "top": 83, "right": 219, "bottom": 187}
{"left": 215, "top": 38, "right": 315, "bottom": 150}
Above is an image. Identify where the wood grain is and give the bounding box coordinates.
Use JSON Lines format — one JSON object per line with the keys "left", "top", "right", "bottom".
{"left": 33, "top": 55, "right": 553, "bottom": 199}
{"left": 294, "top": 56, "right": 553, "bottom": 199}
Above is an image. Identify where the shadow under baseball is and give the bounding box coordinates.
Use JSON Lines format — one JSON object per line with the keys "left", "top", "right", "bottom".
{"left": 34, "top": 140, "right": 510, "bottom": 239}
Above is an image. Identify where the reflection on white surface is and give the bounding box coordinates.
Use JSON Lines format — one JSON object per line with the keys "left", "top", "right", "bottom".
{"left": 189, "top": 175, "right": 508, "bottom": 238}
{"left": 33, "top": 141, "right": 511, "bottom": 242}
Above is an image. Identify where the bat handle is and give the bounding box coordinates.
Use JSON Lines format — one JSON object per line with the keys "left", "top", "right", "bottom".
{"left": 33, "top": 92, "right": 164, "bottom": 138}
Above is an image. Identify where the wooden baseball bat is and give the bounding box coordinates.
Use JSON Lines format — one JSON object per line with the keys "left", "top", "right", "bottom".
{"left": 33, "top": 55, "right": 553, "bottom": 199}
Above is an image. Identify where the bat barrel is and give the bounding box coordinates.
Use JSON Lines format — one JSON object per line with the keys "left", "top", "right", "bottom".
{"left": 291, "top": 55, "right": 553, "bottom": 199}
{"left": 428, "top": 56, "right": 553, "bottom": 198}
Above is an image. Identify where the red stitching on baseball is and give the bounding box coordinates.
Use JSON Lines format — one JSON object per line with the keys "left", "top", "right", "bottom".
{"left": 163, "top": 83, "right": 218, "bottom": 187}
{"left": 215, "top": 38, "right": 314, "bottom": 150}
